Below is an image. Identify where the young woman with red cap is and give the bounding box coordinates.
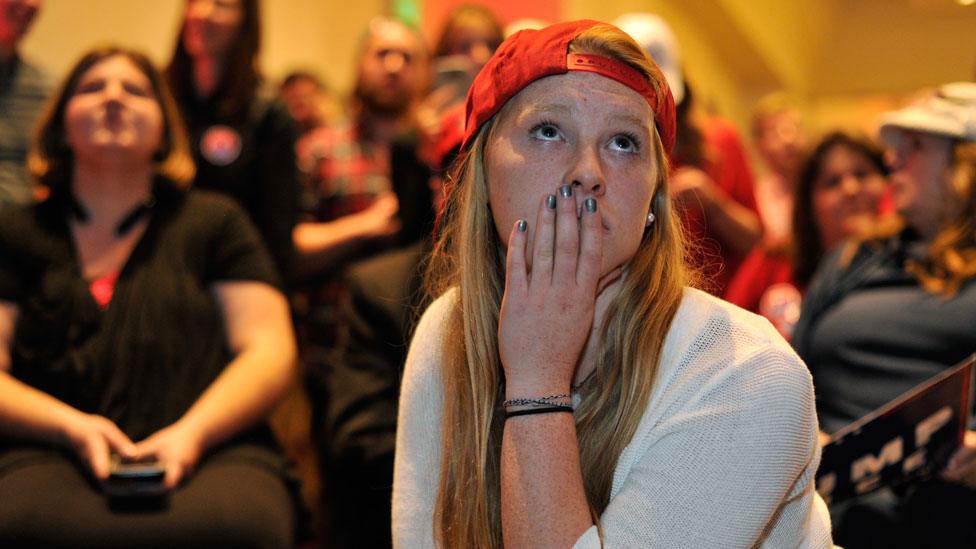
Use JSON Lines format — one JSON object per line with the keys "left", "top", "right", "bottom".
{"left": 393, "top": 20, "right": 832, "bottom": 548}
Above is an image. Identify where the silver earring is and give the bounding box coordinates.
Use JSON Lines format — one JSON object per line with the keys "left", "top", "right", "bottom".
{"left": 645, "top": 212, "right": 656, "bottom": 227}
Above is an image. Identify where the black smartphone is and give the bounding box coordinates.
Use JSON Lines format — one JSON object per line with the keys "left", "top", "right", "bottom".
{"left": 103, "top": 459, "right": 167, "bottom": 498}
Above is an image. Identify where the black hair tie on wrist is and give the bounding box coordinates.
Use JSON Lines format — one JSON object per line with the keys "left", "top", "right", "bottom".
{"left": 504, "top": 405, "right": 573, "bottom": 420}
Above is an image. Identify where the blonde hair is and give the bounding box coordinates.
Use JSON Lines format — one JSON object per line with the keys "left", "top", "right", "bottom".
{"left": 907, "top": 141, "right": 976, "bottom": 295}
{"left": 424, "top": 24, "right": 688, "bottom": 547}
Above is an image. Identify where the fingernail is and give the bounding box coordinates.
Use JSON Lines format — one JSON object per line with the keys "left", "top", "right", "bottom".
{"left": 559, "top": 184, "right": 572, "bottom": 198}
{"left": 546, "top": 194, "right": 556, "bottom": 209}
{"left": 585, "top": 198, "right": 597, "bottom": 213}
{"left": 517, "top": 219, "right": 527, "bottom": 232}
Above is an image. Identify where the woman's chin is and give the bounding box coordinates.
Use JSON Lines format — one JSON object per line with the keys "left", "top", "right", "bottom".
{"left": 76, "top": 143, "right": 153, "bottom": 166}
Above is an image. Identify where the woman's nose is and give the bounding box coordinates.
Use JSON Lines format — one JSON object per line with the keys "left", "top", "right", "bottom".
{"left": 187, "top": 0, "right": 215, "bottom": 21}
{"left": 101, "top": 80, "right": 123, "bottom": 101}
{"left": 100, "top": 82, "right": 130, "bottom": 115}
{"left": 841, "top": 174, "right": 861, "bottom": 195}
{"left": 382, "top": 51, "right": 407, "bottom": 74}
{"left": 565, "top": 144, "right": 605, "bottom": 197}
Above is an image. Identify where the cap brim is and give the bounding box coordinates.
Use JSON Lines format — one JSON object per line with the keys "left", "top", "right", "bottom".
{"left": 878, "top": 107, "right": 964, "bottom": 148}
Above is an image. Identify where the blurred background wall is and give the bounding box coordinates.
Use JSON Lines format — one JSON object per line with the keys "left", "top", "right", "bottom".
{"left": 20, "top": 0, "right": 976, "bottom": 170}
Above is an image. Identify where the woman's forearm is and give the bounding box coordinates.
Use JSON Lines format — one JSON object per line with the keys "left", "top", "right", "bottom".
{"left": 501, "top": 412, "right": 593, "bottom": 548}
{"left": 703, "top": 191, "right": 763, "bottom": 257}
{"left": 292, "top": 192, "right": 399, "bottom": 278}
{"left": 0, "top": 371, "right": 87, "bottom": 447}
{"left": 0, "top": 301, "right": 79, "bottom": 446}
{"left": 0, "top": 372, "right": 140, "bottom": 479}
{"left": 175, "top": 339, "right": 295, "bottom": 451}
{"left": 292, "top": 218, "right": 372, "bottom": 276}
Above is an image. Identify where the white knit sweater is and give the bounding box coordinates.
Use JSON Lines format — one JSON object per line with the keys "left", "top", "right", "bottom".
{"left": 393, "top": 287, "right": 832, "bottom": 548}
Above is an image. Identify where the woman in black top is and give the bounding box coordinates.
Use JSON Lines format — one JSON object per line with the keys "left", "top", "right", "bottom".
{"left": 0, "top": 46, "right": 302, "bottom": 546}
{"left": 167, "top": 0, "right": 298, "bottom": 283}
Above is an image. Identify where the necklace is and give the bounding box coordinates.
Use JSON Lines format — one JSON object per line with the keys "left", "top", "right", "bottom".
{"left": 571, "top": 369, "right": 597, "bottom": 409}
{"left": 572, "top": 368, "right": 596, "bottom": 392}
{"left": 114, "top": 196, "right": 155, "bottom": 236}
{"left": 68, "top": 193, "right": 156, "bottom": 237}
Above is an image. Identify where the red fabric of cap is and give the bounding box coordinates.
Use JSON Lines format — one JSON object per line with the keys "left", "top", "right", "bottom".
{"left": 461, "top": 19, "right": 676, "bottom": 156}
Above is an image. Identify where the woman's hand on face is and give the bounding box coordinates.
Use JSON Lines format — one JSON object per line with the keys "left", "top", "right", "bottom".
{"left": 64, "top": 413, "right": 137, "bottom": 481}
{"left": 133, "top": 422, "right": 205, "bottom": 489}
{"left": 498, "top": 185, "right": 603, "bottom": 396}
{"left": 942, "top": 430, "right": 976, "bottom": 488}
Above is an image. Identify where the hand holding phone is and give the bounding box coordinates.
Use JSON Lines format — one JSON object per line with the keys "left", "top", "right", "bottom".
{"left": 102, "top": 457, "right": 167, "bottom": 498}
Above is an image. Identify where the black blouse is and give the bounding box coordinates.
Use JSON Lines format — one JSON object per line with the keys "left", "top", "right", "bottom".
{"left": 792, "top": 230, "right": 976, "bottom": 434}
{"left": 0, "top": 184, "right": 281, "bottom": 440}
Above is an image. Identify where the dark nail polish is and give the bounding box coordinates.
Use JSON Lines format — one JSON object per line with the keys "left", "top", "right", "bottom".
{"left": 559, "top": 185, "right": 573, "bottom": 198}
{"left": 517, "top": 219, "right": 527, "bottom": 232}
{"left": 585, "top": 198, "right": 597, "bottom": 213}
{"left": 546, "top": 194, "right": 556, "bottom": 209}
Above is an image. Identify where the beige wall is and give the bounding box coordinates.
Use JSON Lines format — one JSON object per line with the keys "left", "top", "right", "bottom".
{"left": 21, "top": 1, "right": 183, "bottom": 76}
{"left": 20, "top": 0, "right": 386, "bottom": 95}
{"left": 263, "top": 0, "right": 387, "bottom": 94}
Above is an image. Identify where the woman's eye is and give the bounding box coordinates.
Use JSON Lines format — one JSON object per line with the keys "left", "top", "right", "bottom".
{"left": 123, "top": 82, "right": 151, "bottom": 97}
{"left": 609, "top": 134, "right": 639, "bottom": 152}
{"left": 75, "top": 81, "right": 104, "bottom": 94}
{"left": 907, "top": 136, "right": 925, "bottom": 153}
{"left": 816, "top": 175, "right": 838, "bottom": 190}
{"left": 530, "top": 123, "right": 560, "bottom": 141}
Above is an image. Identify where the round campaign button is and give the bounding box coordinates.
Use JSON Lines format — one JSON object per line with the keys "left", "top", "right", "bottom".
{"left": 759, "top": 282, "right": 802, "bottom": 339}
{"left": 200, "top": 125, "right": 242, "bottom": 167}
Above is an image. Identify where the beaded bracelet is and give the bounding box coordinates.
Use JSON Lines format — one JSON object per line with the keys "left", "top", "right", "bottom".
{"left": 504, "top": 398, "right": 573, "bottom": 409}
{"left": 505, "top": 405, "right": 574, "bottom": 420}
{"left": 502, "top": 393, "right": 571, "bottom": 408}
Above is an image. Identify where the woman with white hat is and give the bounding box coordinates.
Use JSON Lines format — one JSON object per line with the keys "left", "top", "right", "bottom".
{"left": 794, "top": 82, "right": 976, "bottom": 548}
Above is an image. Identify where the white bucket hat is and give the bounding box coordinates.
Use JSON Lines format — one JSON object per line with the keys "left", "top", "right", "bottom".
{"left": 878, "top": 82, "right": 976, "bottom": 148}
{"left": 613, "top": 13, "right": 685, "bottom": 104}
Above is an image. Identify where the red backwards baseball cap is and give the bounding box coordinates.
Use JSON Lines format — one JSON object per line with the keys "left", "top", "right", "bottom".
{"left": 461, "top": 19, "right": 676, "bottom": 156}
